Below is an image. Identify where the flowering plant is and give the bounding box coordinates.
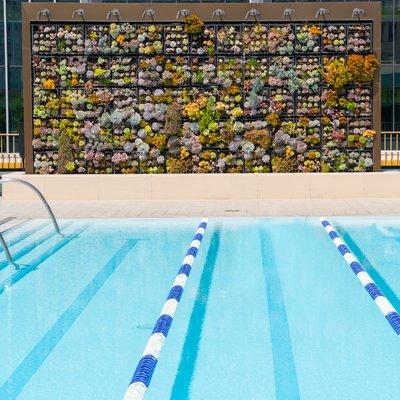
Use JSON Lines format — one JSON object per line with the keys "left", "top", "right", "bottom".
{"left": 216, "top": 58, "right": 243, "bottom": 87}
{"left": 109, "top": 23, "right": 139, "bottom": 54}
{"left": 86, "top": 149, "right": 112, "bottom": 174}
{"left": 31, "top": 21, "right": 378, "bottom": 174}
{"left": 244, "top": 77, "right": 268, "bottom": 116}
{"left": 323, "top": 57, "right": 348, "bottom": 90}
{"left": 347, "top": 54, "right": 379, "bottom": 84}
{"left": 242, "top": 24, "right": 268, "bottom": 53}
{"left": 184, "top": 15, "right": 204, "bottom": 35}
{"left": 243, "top": 120, "right": 272, "bottom": 151}
{"left": 269, "top": 88, "right": 294, "bottom": 116}
{"left": 32, "top": 25, "right": 57, "bottom": 53}
{"left": 322, "top": 115, "right": 347, "bottom": 149}
{"left": 191, "top": 26, "right": 215, "bottom": 56}
{"left": 268, "top": 25, "right": 294, "bottom": 54}
{"left": 34, "top": 151, "right": 58, "bottom": 174}
{"left": 139, "top": 89, "right": 170, "bottom": 122}
{"left": 322, "top": 148, "right": 348, "bottom": 172}
{"left": 298, "top": 150, "right": 321, "bottom": 172}
{"left": 296, "top": 93, "right": 320, "bottom": 116}
{"left": 348, "top": 24, "right": 372, "bottom": 52}
{"left": 58, "top": 57, "right": 86, "bottom": 87}
{"left": 165, "top": 25, "right": 189, "bottom": 54}
{"left": 85, "top": 25, "right": 110, "bottom": 54}
{"left": 138, "top": 56, "right": 165, "bottom": 87}
{"left": 33, "top": 89, "right": 59, "bottom": 118}
{"left": 87, "top": 57, "right": 111, "bottom": 86}
{"left": 33, "top": 119, "right": 59, "bottom": 150}
{"left": 268, "top": 57, "right": 299, "bottom": 93}
{"left": 347, "top": 87, "right": 372, "bottom": 115}
{"left": 244, "top": 57, "right": 268, "bottom": 86}
{"left": 218, "top": 86, "right": 242, "bottom": 118}
{"left": 33, "top": 57, "right": 58, "bottom": 87}
{"left": 137, "top": 25, "right": 163, "bottom": 55}
{"left": 218, "top": 152, "right": 244, "bottom": 173}
{"left": 112, "top": 152, "right": 139, "bottom": 174}
{"left": 195, "top": 150, "right": 217, "bottom": 173}
{"left": 322, "top": 25, "right": 346, "bottom": 52}
{"left": 347, "top": 124, "right": 375, "bottom": 149}
{"left": 163, "top": 57, "right": 191, "bottom": 86}
{"left": 111, "top": 57, "right": 137, "bottom": 86}
{"left": 57, "top": 25, "right": 84, "bottom": 54}
{"left": 295, "top": 24, "right": 321, "bottom": 53}
{"left": 217, "top": 26, "right": 242, "bottom": 54}
{"left": 192, "top": 57, "right": 216, "bottom": 85}
{"left": 298, "top": 117, "right": 321, "bottom": 146}
{"left": 296, "top": 57, "right": 320, "bottom": 93}
{"left": 347, "top": 150, "right": 373, "bottom": 171}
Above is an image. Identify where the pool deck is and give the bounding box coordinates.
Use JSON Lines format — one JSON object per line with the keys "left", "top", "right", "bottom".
{"left": 1, "top": 197, "right": 400, "bottom": 218}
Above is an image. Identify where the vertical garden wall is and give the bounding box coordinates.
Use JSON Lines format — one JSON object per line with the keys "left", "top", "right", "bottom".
{"left": 22, "top": 3, "right": 381, "bottom": 174}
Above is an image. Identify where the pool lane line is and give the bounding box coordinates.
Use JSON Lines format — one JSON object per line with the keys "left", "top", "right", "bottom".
{"left": 334, "top": 223, "right": 400, "bottom": 314}
{"left": 259, "top": 228, "right": 301, "bottom": 400}
{"left": 169, "top": 225, "right": 220, "bottom": 400}
{"left": 0, "top": 222, "right": 89, "bottom": 296}
{"left": 320, "top": 217, "right": 400, "bottom": 336}
{"left": 0, "top": 239, "right": 138, "bottom": 400}
{"left": 123, "top": 218, "right": 208, "bottom": 400}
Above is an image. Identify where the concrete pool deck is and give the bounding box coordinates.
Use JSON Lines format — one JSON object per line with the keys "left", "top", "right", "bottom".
{"left": 1, "top": 198, "right": 400, "bottom": 218}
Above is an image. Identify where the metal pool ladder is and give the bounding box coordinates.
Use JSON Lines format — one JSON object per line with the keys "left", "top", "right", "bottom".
{"left": 0, "top": 177, "right": 61, "bottom": 266}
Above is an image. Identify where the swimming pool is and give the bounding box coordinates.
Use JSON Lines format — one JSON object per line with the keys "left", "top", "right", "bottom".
{"left": 0, "top": 217, "right": 399, "bottom": 400}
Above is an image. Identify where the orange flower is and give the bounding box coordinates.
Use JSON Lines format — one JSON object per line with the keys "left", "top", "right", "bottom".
{"left": 43, "top": 79, "right": 55, "bottom": 90}
{"left": 363, "top": 129, "right": 376, "bottom": 139}
{"left": 70, "top": 77, "right": 79, "bottom": 86}
{"left": 309, "top": 25, "right": 321, "bottom": 35}
{"left": 116, "top": 34, "right": 125, "bottom": 44}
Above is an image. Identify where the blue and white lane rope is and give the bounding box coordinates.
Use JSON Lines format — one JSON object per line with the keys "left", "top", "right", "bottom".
{"left": 320, "top": 217, "right": 400, "bottom": 336}
{"left": 123, "top": 218, "right": 208, "bottom": 400}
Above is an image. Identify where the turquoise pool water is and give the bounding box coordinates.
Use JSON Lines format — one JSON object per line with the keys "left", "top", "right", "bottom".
{"left": 0, "top": 217, "right": 399, "bottom": 400}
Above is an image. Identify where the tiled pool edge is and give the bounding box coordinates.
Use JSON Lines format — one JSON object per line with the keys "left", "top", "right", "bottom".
{"left": 320, "top": 217, "right": 400, "bottom": 336}
{"left": 123, "top": 219, "right": 208, "bottom": 400}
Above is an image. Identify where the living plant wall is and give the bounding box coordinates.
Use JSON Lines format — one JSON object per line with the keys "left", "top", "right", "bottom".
{"left": 30, "top": 16, "right": 379, "bottom": 174}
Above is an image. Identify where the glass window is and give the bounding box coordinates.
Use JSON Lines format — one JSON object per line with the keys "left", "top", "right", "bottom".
{"left": 8, "top": 66, "right": 22, "bottom": 134}
{"left": 382, "top": 0, "right": 394, "bottom": 63}
{"left": 7, "top": 22, "right": 22, "bottom": 66}
{"left": 0, "top": 67, "right": 5, "bottom": 133}
{"left": 382, "top": 65, "right": 394, "bottom": 132}
{"left": 394, "top": 66, "right": 400, "bottom": 131}
{"left": 395, "top": 0, "right": 400, "bottom": 63}
{"left": 6, "top": 0, "right": 22, "bottom": 21}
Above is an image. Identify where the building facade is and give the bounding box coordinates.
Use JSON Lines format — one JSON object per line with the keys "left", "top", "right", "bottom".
{"left": 1, "top": 0, "right": 399, "bottom": 165}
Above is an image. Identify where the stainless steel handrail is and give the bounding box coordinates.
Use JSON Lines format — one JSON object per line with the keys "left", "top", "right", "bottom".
{"left": 1, "top": 178, "right": 61, "bottom": 234}
{"left": 0, "top": 232, "right": 16, "bottom": 266}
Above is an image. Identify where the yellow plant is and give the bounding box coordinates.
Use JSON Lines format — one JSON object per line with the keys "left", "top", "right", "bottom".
{"left": 43, "top": 79, "right": 55, "bottom": 90}
{"left": 363, "top": 129, "right": 376, "bottom": 138}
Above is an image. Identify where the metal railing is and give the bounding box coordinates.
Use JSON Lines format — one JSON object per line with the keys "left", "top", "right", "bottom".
{"left": 0, "top": 177, "right": 61, "bottom": 266}
{"left": 0, "top": 132, "right": 23, "bottom": 170}
{"left": 381, "top": 131, "right": 400, "bottom": 167}
{"left": 0, "top": 132, "right": 19, "bottom": 154}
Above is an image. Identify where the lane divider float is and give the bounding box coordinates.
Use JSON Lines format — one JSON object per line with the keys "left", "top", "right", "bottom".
{"left": 123, "top": 218, "right": 208, "bottom": 400}
{"left": 320, "top": 217, "right": 400, "bottom": 336}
